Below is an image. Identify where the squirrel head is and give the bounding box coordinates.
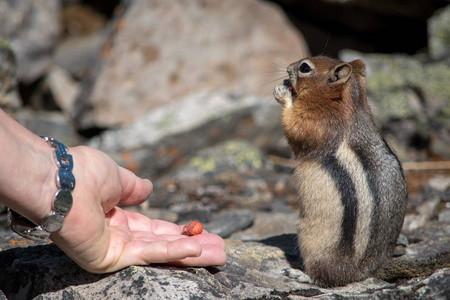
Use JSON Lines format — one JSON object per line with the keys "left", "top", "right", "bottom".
{"left": 286, "top": 56, "right": 366, "bottom": 105}
{"left": 282, "top": 56, "right": 369, "bottom": 124}
{"left": 277, "top": 56, "right": 369, "bottom": 156}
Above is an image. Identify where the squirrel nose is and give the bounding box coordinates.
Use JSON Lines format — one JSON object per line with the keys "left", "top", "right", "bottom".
{"left": 287, "top": 64, "right": 295, "bottom": 76}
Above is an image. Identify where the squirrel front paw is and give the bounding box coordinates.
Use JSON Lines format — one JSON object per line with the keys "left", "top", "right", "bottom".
{"left": 273, "top": 84, "right": 293, "bottom": 107}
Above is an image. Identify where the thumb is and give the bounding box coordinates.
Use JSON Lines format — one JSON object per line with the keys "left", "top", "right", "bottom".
{"left": 118, "top": 166, "right": 153, "bottom": 206}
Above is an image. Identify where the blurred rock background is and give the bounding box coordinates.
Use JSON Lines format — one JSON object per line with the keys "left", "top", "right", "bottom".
{"left": 1, "top": 0, "right": 450, "bottom": 298}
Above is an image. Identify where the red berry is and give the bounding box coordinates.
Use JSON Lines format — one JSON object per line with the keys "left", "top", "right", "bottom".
{"left": 182, "top": 221, "right": 203, "bottom": 236}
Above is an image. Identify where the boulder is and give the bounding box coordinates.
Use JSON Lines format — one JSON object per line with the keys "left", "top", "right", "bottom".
{"left": 75, "top": 0, "right": 309, "bottom": 129}
{"left": 0, "top": 0, "right": 60, "bottom": 83}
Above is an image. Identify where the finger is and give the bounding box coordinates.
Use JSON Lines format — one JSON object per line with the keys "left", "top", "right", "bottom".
{"left": 131, "top": 230, "right": 226, "bottom": 251}
{"left": 117, "top": 237, "right": 203, "bottom": 269}
{"left": 118, "top": 167, "right": 153, "bottom": 206}
{"left": 124, "top": 213, "right": 227, "bottom": 252}
{"left": 123, "top": 210, "right": 209, "bottom": 236}
{"left": 168, "top": 244, "right": 227, "bottom": 267}
{"left": 190, "top": 233, "right": 227, "bottom": 251}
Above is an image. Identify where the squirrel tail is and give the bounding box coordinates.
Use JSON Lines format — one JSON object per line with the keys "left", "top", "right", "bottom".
{"left": 375, "top": 252, "right": 450, "bottom": 281}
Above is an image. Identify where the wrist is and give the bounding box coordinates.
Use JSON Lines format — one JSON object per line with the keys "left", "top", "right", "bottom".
{"left": 1, "top": 140, "right": 54, "bottom": 222}
{"left": 6, "top": 137, "right": 72, "bottom": 226}
{"left": 0, "top": 110, "right": 74, "bottom": 237}
{"left": 8, "top": 137, "right": 75, "bottom": 240}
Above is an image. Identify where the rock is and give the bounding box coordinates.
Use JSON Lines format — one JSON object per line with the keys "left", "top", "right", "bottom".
{"left": 88, "top": 92, "right": 277, "bottom": 152}
{"left": 430, "top": 127, "right": 450, "bottom": 159}
{"left": 75, "top": 0, "right": 309, "bottom": 129}
{"left": 438, "top": 209, "right": 450, "bottom": 222}
{"left": 148, "top": 138, "right": 297, "bottom": 214}
{"left": 59, "top": 3, "right": 107, "bottom": 37}
{"left": 87, "top": 92, "right": 286, "bottom": 179}
{"left": 45, "top": 66, "right": 80, "bottom": 114}
{"left": 403, "top": 197, "right": 442, "bottom": 231}
{"left": 53, "top": 31, "right": 106, "bottom": 80}
{"left": 0, "top": 39, "right": 21, "bottom": 111}
{"left": 0, "top": 0, "right": 60, "bottom": 83}
{"left": 172, "top": 204, "right": 214, "bottom": 224}
{"left": 14, "top": 109, "right": 78, "bottom": 147}
{"left": 402, "top": 222, "right": 450, "bottom": 261}
{"left": 339, "top": 49, "right": 450, "bottom": 160}
{"left": 230, "top": 212, "right": 297, "bottom": 241}
{"left": 425, "top": 175, "right": 450, "bottom": 194}
{"left": 0, "top": 233, "right": 449, "bottom": 299}
{"left": 179, "top": 139, "right": 266, "bottom": 177}
{"left": 428, "top": 5, "right": 450, "bottom": 60}
{"left": 204, "top": 210, "right": 255, "bottom": 238}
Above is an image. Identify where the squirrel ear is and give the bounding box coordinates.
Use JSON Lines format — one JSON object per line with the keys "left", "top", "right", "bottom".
{"left": 329, "top": 63, "right": 352, "bottom": 84}
{"left": 350, "top": 59, "right": 367, "bottom": 77}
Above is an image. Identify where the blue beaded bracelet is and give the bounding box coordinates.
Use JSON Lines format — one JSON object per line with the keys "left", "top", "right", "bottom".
{"left": 8, "top": 137, "right": 75, "bottom": 241}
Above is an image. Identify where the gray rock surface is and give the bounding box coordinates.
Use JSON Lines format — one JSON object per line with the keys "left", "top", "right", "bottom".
{"left": 75, "top": 0, "right": 309, "bottom": 129}
{"left": 0, "top": 233, "right": 449, "bottom": 299}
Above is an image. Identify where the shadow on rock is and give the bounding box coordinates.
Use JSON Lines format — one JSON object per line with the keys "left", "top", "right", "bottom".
{"left": 0, "top": 243, "right": 109, "bottom": 299}
{"left": 259, "top": 233, "right": 304, "bottom": 270}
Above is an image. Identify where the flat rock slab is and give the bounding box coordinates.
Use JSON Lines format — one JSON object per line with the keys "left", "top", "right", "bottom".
{"left": 0, "top": 234, "right": 449, "bottom": 299}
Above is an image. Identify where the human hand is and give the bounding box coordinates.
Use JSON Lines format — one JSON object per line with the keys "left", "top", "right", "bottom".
{"left": 49, "top": 146, "right": 226, "bottom": 273}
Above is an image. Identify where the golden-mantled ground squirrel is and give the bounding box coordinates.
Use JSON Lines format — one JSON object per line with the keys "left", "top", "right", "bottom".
{"left": 273, "top": 56, "right": 449, "bottom": 287}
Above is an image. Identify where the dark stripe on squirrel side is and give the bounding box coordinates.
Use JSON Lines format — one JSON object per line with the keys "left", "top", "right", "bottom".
{"left": 322, "top": 151, "right": 358, "bottom": 255}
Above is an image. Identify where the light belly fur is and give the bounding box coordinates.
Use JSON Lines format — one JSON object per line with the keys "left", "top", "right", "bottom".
{"left": 296, "top": 140, "right": 373, "bottom": 263}
{"left": 295, "top": 161, "right": 343, "bottom": 262}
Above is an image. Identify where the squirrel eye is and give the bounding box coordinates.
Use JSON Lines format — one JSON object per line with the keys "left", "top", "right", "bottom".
{"left": 299, "top": 62, "right": 312, "bottom": 73}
